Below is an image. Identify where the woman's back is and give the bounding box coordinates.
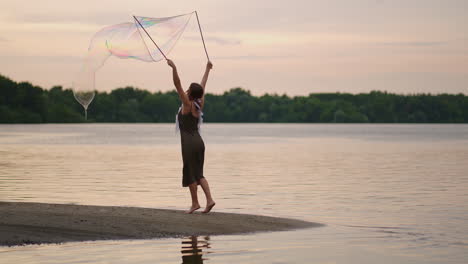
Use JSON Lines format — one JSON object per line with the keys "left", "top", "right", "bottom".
{"left": 178, "top": 110, "right": 200, "bottom": 134}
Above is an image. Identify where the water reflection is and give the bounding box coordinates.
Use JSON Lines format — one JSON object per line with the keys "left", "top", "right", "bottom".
{"left": 181, "top": 236, "right": 211, "bottom": 264}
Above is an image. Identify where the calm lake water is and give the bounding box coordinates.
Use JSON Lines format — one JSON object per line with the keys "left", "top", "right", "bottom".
{"left": 0, "top": 124, "right": 467, "bottom": 264}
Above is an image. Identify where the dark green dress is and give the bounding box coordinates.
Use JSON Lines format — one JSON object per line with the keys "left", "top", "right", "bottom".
{"left": 178, "top": 110, "right": 205, "bottom": 187}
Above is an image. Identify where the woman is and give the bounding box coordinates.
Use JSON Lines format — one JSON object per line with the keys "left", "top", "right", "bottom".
{"left": 167, "top": 59, "right": 215, "bottom": 214}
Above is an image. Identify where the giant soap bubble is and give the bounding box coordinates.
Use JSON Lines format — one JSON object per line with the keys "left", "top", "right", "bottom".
{"left": 73, "top": 13, "right": 194, "bottom": 119}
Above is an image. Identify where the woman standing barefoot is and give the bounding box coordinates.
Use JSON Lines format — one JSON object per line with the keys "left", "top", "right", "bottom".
{"left": 167, "top": 59, "right": 216, "bottom": 214}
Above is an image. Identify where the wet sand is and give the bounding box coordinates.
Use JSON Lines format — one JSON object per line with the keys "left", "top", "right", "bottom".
{"left": 0, "top": 202, "right": 321, "bottom": 246}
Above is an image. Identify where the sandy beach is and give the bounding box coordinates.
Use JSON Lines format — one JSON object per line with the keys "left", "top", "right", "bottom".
{"left": 0, "top": 202, "right": 321, "bottom": 246}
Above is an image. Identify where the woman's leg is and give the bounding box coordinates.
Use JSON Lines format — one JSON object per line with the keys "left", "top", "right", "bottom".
{"left": 186, "top": 182, "right": 201, "bottom": 214}
{"left": 199, "top": 178, "right": 216, "bottom": 213}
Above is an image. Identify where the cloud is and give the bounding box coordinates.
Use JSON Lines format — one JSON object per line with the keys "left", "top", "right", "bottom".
{"left": 213, "top": 54, "right": 294, "bottom": 60}
{"left": 1, "top": 55, "right": 83, "bottom": 63}
{"left": 205, "top": 36, "right": 242, "bottom": 45}
{"left": 184, "top": 35, "right": 241, "bottom": 46}
{"left": 376, "top": 41, "right": 449, "bottom": 47}
{"left": 10, "top": 11, "right": 129, "bottom": 26}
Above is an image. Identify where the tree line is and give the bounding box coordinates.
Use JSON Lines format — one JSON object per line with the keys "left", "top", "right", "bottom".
{"left": 1, "top": 74, "right": 467, "bottom": 123}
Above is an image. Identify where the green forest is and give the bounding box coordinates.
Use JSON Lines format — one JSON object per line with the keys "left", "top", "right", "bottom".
{"left": 1, "top": 74, "right": 467, "bottom": 123}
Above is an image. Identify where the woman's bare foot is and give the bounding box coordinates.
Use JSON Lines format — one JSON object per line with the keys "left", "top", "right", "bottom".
{"left": 202, "top": 201, "right": 216, "bottom": 214}
{"left": 186, "top": 205, "right": 201, "bottom": 214}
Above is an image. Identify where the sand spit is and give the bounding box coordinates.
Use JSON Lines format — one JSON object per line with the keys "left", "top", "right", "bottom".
{"left": 0, "top": 202, "right": 321, "bottom": 246}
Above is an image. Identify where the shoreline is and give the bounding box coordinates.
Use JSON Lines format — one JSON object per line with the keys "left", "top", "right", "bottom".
{"left": 0, "top": 202, "right": 322, "bottom": 246}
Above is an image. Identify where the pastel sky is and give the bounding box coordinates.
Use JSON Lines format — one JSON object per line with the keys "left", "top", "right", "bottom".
{"left": 1, "top": 0, "right": 467, "bottom": 95}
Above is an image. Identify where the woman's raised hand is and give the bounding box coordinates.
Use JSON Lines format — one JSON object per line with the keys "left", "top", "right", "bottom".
{"left": 167, "top": 59, "right": 176, "bottom": 69}
{"left": 206, "top": 61, "right": 213, "bottom": 70}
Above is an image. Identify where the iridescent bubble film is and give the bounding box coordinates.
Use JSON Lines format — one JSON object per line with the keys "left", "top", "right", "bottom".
{"left": 73, "top": 13, "right": 193, "bottom": 118}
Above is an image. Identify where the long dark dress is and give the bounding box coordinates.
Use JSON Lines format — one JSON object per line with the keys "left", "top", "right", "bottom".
{"left": 178, "top": 109, "right": 205, "bottom": 187}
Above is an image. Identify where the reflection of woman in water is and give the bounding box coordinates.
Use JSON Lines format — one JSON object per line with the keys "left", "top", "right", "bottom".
{"left": 167, "top": 59, "right": 216, "bottom": 214}
{"left": 181, "top": 236, "right": 210, "bottom": 264}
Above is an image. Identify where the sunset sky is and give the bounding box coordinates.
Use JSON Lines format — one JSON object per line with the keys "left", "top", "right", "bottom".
{"left": 1, "top": 0, "right": 467, "bottom": 95}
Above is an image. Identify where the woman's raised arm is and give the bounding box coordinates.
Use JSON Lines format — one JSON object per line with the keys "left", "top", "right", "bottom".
{"left": 200, "top": 61, "right": 213, "bottom": 91}
{"left": 167, "top": 59, "right": 190, "bottom": 106}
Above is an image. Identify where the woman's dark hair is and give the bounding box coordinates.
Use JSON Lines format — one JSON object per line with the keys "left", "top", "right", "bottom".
{"left": 188, "top": 83, "right": 204, "bottom": 100}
